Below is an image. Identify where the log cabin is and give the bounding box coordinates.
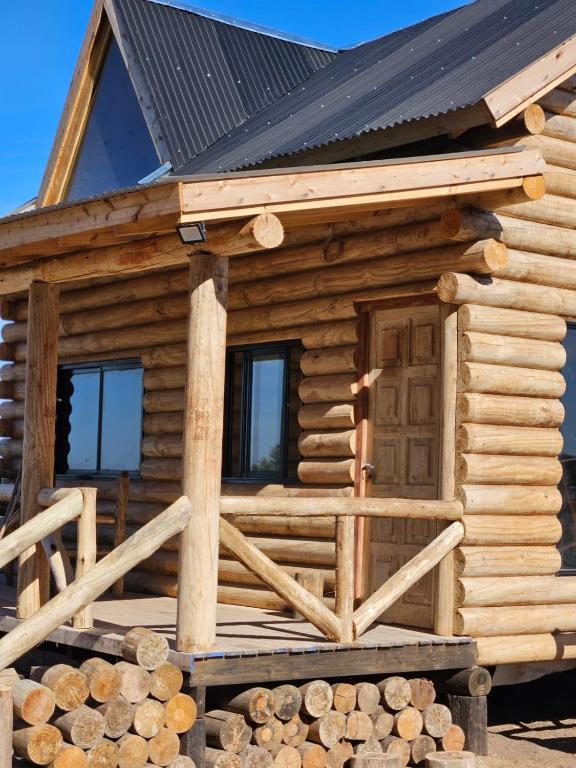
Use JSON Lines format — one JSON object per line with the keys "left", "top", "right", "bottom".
{"left": 1, "top": 0, "right": 576, "bottom": 752}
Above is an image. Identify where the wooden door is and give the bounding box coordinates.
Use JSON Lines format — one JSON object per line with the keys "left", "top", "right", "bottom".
{"left": 366, "top": 303, "right": 441, "bottom": 629}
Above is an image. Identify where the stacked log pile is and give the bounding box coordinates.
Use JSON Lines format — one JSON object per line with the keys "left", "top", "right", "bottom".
{"left": 205, "top": 676, "right": 467, "bottom": 768}
{"left": 7, "top": 627, "right": 196, "bottom": 768}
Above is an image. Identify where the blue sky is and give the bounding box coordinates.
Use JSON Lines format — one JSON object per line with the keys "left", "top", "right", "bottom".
{"left": 0, "top": 0, "right": 467, "bottom": 216}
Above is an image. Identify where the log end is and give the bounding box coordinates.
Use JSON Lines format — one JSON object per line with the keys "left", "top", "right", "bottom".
{"left": 523, "top": 104, "right": 546, "bottom": 135}
{"left": 522, "top": 174, "right": 546, "bottom": 201}
{"left": 436, "top": 273, "right": 460, "bottom": 303}
{"left": 245, "top": 213, "right": 285, "bottom": 251}
{"left": 483, "top": 239, "right": 508, "bottom": 271}
{"left": 440, "top": 209, "right": 464, "bottom": 240}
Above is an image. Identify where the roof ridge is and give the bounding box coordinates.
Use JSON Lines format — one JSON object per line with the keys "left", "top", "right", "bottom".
{"left": 142, "top": 0, "right": 338, "bottom": 52}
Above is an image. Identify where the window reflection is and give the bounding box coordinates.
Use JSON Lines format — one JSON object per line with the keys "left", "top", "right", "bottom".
{"left": 250, "top": 355, "right": 284, "bottom": 473}
{"left": 560, "top": 325, "right": 576, "bottom": 570}
{"left": 56, "top": 362, "right": 143, "bottom": 476}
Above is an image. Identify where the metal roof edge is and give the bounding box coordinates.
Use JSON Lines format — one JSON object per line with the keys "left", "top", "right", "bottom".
{"left": 144, "top": 0, "right": 338, "bottom": 52}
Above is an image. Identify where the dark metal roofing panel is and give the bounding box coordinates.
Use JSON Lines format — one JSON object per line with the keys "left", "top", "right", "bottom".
{"left": 110, "top": 0, "right": 335, "bottom": 170}
{"left": 176, "top": 0, "right": 576, "bottom": 174}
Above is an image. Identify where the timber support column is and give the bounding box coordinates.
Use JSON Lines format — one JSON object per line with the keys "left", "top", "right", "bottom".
{"left": 17, "top": 282, "right": 60, "bottom": 619}
{"left": 176, "top": 253, "right": 228, "bottom": 652}
{"left": 444, "top": 666, "right": 492, "bottom": 756}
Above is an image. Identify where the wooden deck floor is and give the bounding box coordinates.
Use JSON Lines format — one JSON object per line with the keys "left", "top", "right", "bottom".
{"left": 0, "top": 582, "right": 476, "bottom": 684}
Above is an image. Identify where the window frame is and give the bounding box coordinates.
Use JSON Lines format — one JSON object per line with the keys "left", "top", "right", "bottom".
{"left": 55, "top": 358, "right": 144, "bottom": 479}
{"left": 559, "top": 321, "right": 576, "bottom": 576}
{"left": 223, "top": 341, "right": 300, "bottom": 484}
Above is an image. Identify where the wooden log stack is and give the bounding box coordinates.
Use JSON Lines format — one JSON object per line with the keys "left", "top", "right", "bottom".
{"left": 9, "top": 627, "right": 197, "bottom": 768}
{"left": 205, "top": 675, "right": 470, "bottom": 768}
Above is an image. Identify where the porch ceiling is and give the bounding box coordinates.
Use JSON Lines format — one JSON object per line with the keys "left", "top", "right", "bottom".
{"left": 0, "top": 146, "right": 545, "bottom": 293}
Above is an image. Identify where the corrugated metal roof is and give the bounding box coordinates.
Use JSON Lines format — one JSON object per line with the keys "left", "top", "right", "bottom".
{"left": 110, "top": 0, "right": 336, "bottom": 171}
{"left": 175, "top": 0, "right": 576, "bottom": 174}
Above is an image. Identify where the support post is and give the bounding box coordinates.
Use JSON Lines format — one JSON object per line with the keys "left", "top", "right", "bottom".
{"left": 446, "top": 692, "right": 488, "bottom": 756}
{"left": 176, "top": 254, "right": 228, "bottom": 652}
{"left": 435, "top": 304, "right": 458, "bottom": 636}
{"left": 73, "top": 488, "right": 97, "bottom": 629}
{"left": 17, "top": 282, "right": 59, "bottom": 619}
{"left": 335, "top": 516, "right": 355, "bottom": 642}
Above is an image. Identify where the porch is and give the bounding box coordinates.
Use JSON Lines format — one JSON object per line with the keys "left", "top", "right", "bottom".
{"left": 0, "top": 579, "right": 476, "bottom": 685}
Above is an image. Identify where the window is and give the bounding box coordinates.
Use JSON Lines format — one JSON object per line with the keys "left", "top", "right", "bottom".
{"left": 65, "top": 38, "right": 160, "bottom": 202}
{"left": 559, "top": 324, "right": 576, "bottom": 571}
{"left": 224, "top": 343, "right": 302, "bottom": 482}
{"left": 56, "top": 361, "right": 143, "bottom": 477}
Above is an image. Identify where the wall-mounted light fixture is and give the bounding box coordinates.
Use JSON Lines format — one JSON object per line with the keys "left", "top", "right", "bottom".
{"left": 176, "top": 221, "right": 207, "bottom": 245}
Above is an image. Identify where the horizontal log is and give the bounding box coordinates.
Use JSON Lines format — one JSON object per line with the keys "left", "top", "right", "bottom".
{"left": 301, "top": 321, "right": 358, "bottom": 350}
{"left": 543, "top": 169, "right": 576, "bottom": 199}
{"left": 143, "top": 368, "right": 185, "bottom": 392}
{"left": 458, "top": 362, "right": 566, "bottom": 398}
{"left": 299, "top": 375, "right": 358, "bottom": 404}
{"left": 0, "top": 362, "right": 25, "bottom": 381}
{"left": 298, "top": 431, "right": 356, "bottom": 458}
{"left": 454, "top": 546, "right": 561, "bottom": 577}
{"left": 459, "top": 331, "right": 565, "bottom": 371}
{"left": 144, "top": 391, "right": 184, "bottom": 414}
{"left": 457, "top": 454, "right": 562, "bottom": 485}
{"left": 233, "top": 240, "right": 507, "bottom": 309}
{"left": 144, "top": 413, "right": 183, "bottom": 435}
{"left": 456, "top": 575, "right": 576, "bottom": 607}
{"left": 457, "top": 393, "right": 564, "bottom": 427}
{"left": 297, "top": 460, "right": 355, "bottom": 484}
{"left": 458, "top": 304, "right": 566, "bottom": 341}
{"left": 462, "top": 515, "right": 561, "bottom": 545}
{"left": 220, "top": 496, "right": 463, "bottom": 519}
{"left": 0, "top": 400, "right": 24, "bottom": 419}
{"left": 298, "top": 403, "right": 356, "bottom": 430}
{"left": 457, "top": 424, "right": 563, "bottom": 456}
{"left": 438, "top": 272, "right": 576, "bottom": 316}
{"left": 441, "top": 208, "right": 576, "bottom": 259}
{"left": 456, "top": 604, "right": 576, "bottom": 636}
{"left": 517, "top": 134, "right": 576, "bottom": 171}
{"left": 0, "top": 438, "right": 22, "bottom": 459}
{"left": 476, "top": 633, "right": 576, "bottom": 666}
{"left": 142, "top": 436, "right": 181, "bottom": 459}
{"left": 493, "top": 193, "right": 576, "bottom": 229}
{"left": 540, "top": 88, "right": 576, "bottom": 117}
{"left": 300, "top": 347, "right": 357, "bottom": 377}
{"left": 458, "top": 484, "right": 561, "bottom": 514}
{"left": 225, "top": 515, "right": 335, "bottom": 539}
{"left": 496, "top": 248, "right": 576, "bottom": 292}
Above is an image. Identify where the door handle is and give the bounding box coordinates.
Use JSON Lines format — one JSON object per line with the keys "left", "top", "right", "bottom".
{"left": 362, "top": 463, "right": 375, "bottom": 480}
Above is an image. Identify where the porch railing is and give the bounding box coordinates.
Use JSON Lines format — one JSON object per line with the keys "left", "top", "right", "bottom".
{"left": 0, "top": 489, "right": 191, "bottom": 670}
{"left": 220, "top": 496, "right": 464, "bottom": 643}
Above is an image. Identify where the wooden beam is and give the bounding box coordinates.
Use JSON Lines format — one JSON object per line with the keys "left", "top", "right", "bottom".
{"left": 17, "top": 283, "right": 59, "bottom": 618}
{"left": 72, "top": 488, "right": 97, "bottom": 630}
{"left": 220, "top": 496, "right": 463, "bottom": 519}
{"left": 483, "top": 35, "right": 576, "bottom": 127}
{"left": 335, "top": 517, "right": 355, "bottom": 643}
{"left": 179, "top": 150, "right": 546, "bottom": 220}
{"left": 176, "top": 254, "right": 228, "bottom": 653}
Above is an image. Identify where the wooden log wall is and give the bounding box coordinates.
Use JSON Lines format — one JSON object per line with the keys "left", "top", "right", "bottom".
{"left": 441, "top": 79, "right": 576, "bottom": 665}
{"left": 0, "top": 202, "right": 470, "bottom": 611}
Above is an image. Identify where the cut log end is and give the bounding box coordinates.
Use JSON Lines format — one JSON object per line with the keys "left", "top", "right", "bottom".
{"left": 122, "top": 627, "right": 170, "bottom": 670}
{"left": 436, "top": 272, "right": 460, "bottom": 304}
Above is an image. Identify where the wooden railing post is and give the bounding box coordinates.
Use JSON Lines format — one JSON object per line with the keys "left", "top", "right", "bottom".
{"left": 176, "top": 253, "right": 228, "bottom": 652}
{"left": 335, "top": 516, "right": 355, "bottom": 642}
{"left": 73, "top": 488, "right": 97, "bottom": 629}
{"left": 17, "top": 282, "right": 59, "bottom": 618}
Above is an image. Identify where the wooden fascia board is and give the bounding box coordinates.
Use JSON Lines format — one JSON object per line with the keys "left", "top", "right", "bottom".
{"left": 178, "top": 148, "right": 546, "bottom": 222}
{"left": 103, "top": 0, "right": 171, "bottom": 164}
{"left": 483, "top": 35, "right": 576, "bottom": 128}
{"left": 37, "top": 0, "right": 109, "bottom": 208}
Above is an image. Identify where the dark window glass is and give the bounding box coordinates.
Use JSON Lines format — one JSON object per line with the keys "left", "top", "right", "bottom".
{"left": 56, "top": 361, "right": 143, "bottom": 476}
{"left": 559, "top": 324, "right": 576, "bottom": 570}
{"left": 65, "top": 38, "right": 159, "bottom": 202}
{"left": 224, "top": 343, "right": 302, "bottom": 482}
